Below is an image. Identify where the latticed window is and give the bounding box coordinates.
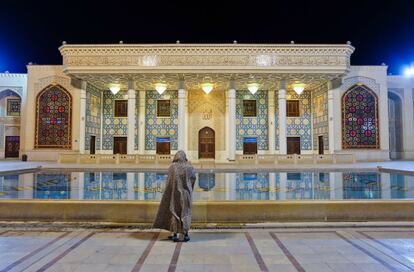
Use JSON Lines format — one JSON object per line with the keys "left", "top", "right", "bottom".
{"left": 35, "top": 85, "right": 72, "bottom": 148}
{"left": 342, "top": 85, "right": 379, "bottom": 149}
{"left": 286, "top": 100, "right": 300, "bottom": 117}
{"left": 114, "top": 100, "right": 128, "bottom": 117}
{"left": 243, "top": 100, "right": 257, "bottom": 117}
{"left": 7, "top": 99, "right": 21, "bottom": 116}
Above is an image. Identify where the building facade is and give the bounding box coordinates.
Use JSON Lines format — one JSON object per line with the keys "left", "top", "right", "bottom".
{"left": 0, "top": 43, "right": 413, "bottom": 162}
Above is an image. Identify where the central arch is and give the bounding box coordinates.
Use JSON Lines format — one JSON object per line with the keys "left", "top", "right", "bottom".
{"left": 199, "top": 127, "right": 215, "bottom": 159}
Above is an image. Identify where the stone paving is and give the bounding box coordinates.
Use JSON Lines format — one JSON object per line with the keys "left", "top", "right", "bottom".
{"left": 1, "top": 227, "right": 414, "bottom": 271}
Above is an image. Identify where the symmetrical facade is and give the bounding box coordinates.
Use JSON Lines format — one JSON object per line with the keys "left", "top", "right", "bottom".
{"left": 1, "top": 43, "right": 413, "bottom": 161}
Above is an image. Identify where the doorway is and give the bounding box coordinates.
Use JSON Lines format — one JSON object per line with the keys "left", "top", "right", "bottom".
{"left": 156, "top": 137, "right": 171, "bottom": 155}
{"left": 5, "top": 136, "right": 19, "bottom": 158}
{"left": 90, "top": 136, "right": 96, "bottom": 155}
{"left": 113, "top": 137, "right": 127, "bottom": 154}
{"left": 199, "top": 127, "right": 215, "bottom": 159}
{"left": 318, "top": 136, "right": 324, "bottom": 155}
{"left": 243, "top": 137, "right": 258, "bottom": 155}
{"left": 287, "top": 137, "right": 301, "bottom": 154}
{"left": 388, "top": 92, "right": 403, "bottom": 160}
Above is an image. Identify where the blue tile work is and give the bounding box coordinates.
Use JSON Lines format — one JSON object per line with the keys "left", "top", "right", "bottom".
{"left": 85, "top": 84, "right": 101, "bottom": 151}
{"left": 275, "top": 91, "right": 279, "bottom": 150}
{"left": 286, "top": 172, "right": 314, "bottom": 199}
{"left": 286, "top": 90, "right": 312, "bottom": 150}
{"left": 145, "top": 90, "right": 178, "bottom": 150}
{"left": 0, "top": 175, "right": 19, "bottom": 199}
{"left": 236, "top": 173, "right": 270, "bottom": 200}
{"left": 236, "top": 90, "right": 269, "bottom": 150}
{"left": 34, "top": 173, "right": 71, "bottom": 199}
{"left": 312, "top": 84, "right": 329, "bottom": 150}
{"left": 84, "top": 172, "right": 101, "bottom": 200}
{"left": 102, "top": 90, "right": 128, "bottom": 150}
{"left": 342, "top": 172, "right": 381, "bottom": 199}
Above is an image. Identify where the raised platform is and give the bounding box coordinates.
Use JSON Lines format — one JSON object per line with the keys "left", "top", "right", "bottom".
{"left": 1, "top": 200, "right": 414, "bottom": 223}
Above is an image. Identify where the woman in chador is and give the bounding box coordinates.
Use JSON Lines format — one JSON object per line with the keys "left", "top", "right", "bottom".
{"left": 153, "top": 150, "right": 196, "bottom": 242}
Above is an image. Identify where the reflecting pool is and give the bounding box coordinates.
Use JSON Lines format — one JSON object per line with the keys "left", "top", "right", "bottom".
{"left": 0, "top": 171, "right": 413, "bottom": 201}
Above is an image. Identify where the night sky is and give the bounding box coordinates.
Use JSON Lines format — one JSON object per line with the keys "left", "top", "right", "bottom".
{"left": 1, "top": 0, "right": 414, "bottom": 74}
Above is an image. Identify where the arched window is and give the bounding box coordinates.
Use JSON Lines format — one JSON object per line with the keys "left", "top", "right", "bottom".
{"left": 35, "top": 85, "right": 72, "bottom": 148}
{"left": 342, "top": 85, "right": 379, "bottom": 149}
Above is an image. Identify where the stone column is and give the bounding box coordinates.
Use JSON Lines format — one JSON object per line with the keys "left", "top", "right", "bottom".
{"left": 278, "top": 81, "right": 287, "bottom": 154}
{"left": 403, "top": 88, "right": 414, "bottom": 158}
{"left": 268, "top": 90, "right": 276, "bottom": 152}
{"left": 79, "top": 80, "right": 87, "bottom": 154}
{"left": 227, "top": 81, "right": 236, "bottom": 161}
{"left": 138, "top": 90, "right": 146, "bottom": 154}
{"left": 328, "top": 80, "right": 341, "bottom": 153}
{"left": 177, "top": 80, "right": 187, "bottom": 151}
{"left": 127, "top": 81, "right": 136, "bottom": 154}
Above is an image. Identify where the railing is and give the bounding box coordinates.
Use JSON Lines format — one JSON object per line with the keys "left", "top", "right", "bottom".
{"left": 236, "top": 153, "right": 355, "bottom": 164}
{"left": 58, "top": 153, "right": 355, "bottom": 164}
{"left": 58, "top": 153, "right": 174, "bottom": 164}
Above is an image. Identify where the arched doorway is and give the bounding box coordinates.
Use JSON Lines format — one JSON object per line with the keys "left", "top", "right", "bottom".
{"left": 199, "top": 127, "right": 215, "bottom": 159}
{"left": 0, "top": 89, "right": 22, "bottom": 158}
{"left": 388, "top": 92, "right": 403, "bottom": 159}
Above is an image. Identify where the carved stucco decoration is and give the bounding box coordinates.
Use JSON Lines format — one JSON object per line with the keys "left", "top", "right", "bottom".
{"left": 60, "top": 44, "right": 354, "bottom": 72}
{"left": 34, "top": 76, "right": 72, "bottom": 94}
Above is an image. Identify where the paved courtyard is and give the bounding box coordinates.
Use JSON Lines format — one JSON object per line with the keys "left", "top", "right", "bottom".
{"left": 1, "top": 227, "right": 414, "bottom": 272}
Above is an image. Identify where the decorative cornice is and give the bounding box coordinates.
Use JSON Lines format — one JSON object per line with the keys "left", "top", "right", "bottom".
{"left": 59, "top": 43, "right": 354, "bottom": 72}
{"left": 0, "top": 73, "right": 27, "bottom": 78}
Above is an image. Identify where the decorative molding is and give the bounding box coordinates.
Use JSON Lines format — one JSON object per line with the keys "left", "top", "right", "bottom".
{"left": 342, "top": 76, "right": 380, "bottom": 95}
{"left": 34, "top": 76, "right": 72, "bottom": 94}
{"left": 0, "top": 87, "right": 23, "bottom": 97}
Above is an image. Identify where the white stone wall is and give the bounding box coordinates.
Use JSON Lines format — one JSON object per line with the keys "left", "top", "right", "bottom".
{"left": 334, "top": 66, "right": 390, "bottom": 161}
{"left": 21, "top": 65, "right": 81, "bottom": 161}
{"left": 387, "top": 76, "right": 414, "bottom": 159}
{"left": 0, "top": 73, "right": 26, "bottom": 159}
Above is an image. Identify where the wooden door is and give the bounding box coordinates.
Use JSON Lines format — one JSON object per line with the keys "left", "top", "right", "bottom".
{"left": 90, "top": 136, "right": 96, "bottom": 155}
{"left": 243, "top": 137, "right": 258, "bottom": 155}
{"left": 156, "top": 142, "right": 170, "bottom": 154}
{"left": 199, "top": 127, "right": 215, "bottom": 159}
{"left": 5, "top": 136, "right": 19, "bottom": 158}
{"left": 287, "top": 137, "right": 301, "bottom": 155}
{"left": 318, "top": 136, "right": 324, "bottom": 155}
{"left": 113, "top": 137, "right": 127, "bottom": 154}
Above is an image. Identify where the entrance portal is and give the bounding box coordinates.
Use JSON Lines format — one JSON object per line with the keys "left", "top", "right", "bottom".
{"left": 199, "top": 127, "right": 215, "bottom": 159}
{"left": 287, "top": 137, "right": 301, "bottom": 155}
{"left": 113, "top": 137, "right": 127, "bottom": 154}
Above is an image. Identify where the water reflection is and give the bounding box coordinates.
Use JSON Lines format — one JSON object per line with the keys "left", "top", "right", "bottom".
{"left": 0, "top": 171, "right": 413, "bottom": 201}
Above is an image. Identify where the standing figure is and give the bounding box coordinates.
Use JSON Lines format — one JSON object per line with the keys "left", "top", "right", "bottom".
{"left": 153, "top": 150, "right": 196, "bottom": 242}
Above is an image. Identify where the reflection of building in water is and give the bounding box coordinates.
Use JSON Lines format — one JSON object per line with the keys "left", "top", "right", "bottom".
{"left": 236, "top": 173, "right": 269, "bottom": 200}
{"left": 0, "top": 175, "right": 19, "bottom": 199}
{"left": 144, "top": 173, "right": 167, "bottom": 200}
{"left": 343, "top": 173, "right": 381, "bottom": 199}
{"left": 198, "top": 173, "right": 215, "bottom": 191}
{"left": 286, "top": 172, "right": 313, "bottom": 200}
{"left": 34, "top": 173, "right": 71, "bottom": 199}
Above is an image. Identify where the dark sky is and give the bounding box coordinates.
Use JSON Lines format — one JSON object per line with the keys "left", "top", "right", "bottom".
{"left": 1, "top": 0, "right": 414, "bottom": 74}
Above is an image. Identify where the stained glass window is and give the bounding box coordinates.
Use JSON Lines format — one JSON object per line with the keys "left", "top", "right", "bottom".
{"left": 35, "top": 85, "right": 72, "bottom": 148}
{"left": 342, "top": 85, "right": 379, "bottom": 149}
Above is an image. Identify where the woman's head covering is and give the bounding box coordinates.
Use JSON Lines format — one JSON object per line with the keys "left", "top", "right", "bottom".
{"left": 173, "top": 150, "right": 188, "bottom": 163}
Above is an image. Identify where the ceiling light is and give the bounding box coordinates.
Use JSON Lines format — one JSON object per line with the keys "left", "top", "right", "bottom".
{"left": 155, "top": 83, "right": 167, "bottom": 94}
{"left": 293, "top": 84, "right": 305, "bottom": 95}
{"left": 202, "top": 82, "right": 214, "bottom": 94}
{"left": 109, "top": 84, "right": 120, "bottom": 95}
{"left": 247, "top": 83, "right": 259, "bottom": 94}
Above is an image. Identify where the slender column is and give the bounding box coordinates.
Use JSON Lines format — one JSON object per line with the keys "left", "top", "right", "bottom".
{"left": 268, "top": 90, "right": 276, "bottom": 152}
{"left": 127, "top": 81, "right": 136, "bottom": 154}
{"left": 278, "top": 81, "right": 287, "bottom": 154}
{"left": 138, "top": 90, "right": 146, "bottom": 154}
{"left": 403, "top": 88, "right": 414, "bottom": 158}
{"left": 177, "top": 80, "right": 187, "bottom": 151}
{"left": 79, "top": 81, "right": 87, "bottom": 154}
{"left": 227, "top": 81, "right": 236, "bottom": 161}
{"left": 327, "top": 82, "right": 335, "bottom": 154}
{"left": 99, "top": 91, "right": 104, "bottom": 152}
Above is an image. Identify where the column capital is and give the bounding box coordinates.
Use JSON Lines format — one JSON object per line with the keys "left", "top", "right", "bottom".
{"left": 80, "top": 80, "right": 87, "bottom": 90}
{"left": 178, "top": 79, "right": 186, "bottom": 90}
{"left": 128, "top": 80, "right": 135, "bottom": 90}
{"left": 229, "top": 80, "right": 236, "bottom": 90}
{"left": 279, "top": 80, "right": 286, "bottom": 90}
